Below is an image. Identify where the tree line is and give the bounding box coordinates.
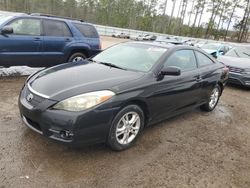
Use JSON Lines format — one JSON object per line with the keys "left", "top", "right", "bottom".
{"left": 0, "top": 0, "right": 249, "bottom": 42}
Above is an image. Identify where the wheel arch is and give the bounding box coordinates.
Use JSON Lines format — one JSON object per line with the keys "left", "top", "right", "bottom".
{"left": 217, "top": 81, "right": 224, "bottom": 95}
{"left": 68, "top": 49, "right": 90, "bottom": 59}
{"left": 121, "top": 99, "right": 150, "bottom": 126}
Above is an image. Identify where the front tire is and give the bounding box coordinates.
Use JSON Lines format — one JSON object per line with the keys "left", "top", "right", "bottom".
{"left": 107, "top": 105, "right": 145, "bottom": 151}
{"left": 68, "top": 52, "right": 86, "bottom": 63}
{"left": 201, "top": 85, "right": 221, "bottom": 112}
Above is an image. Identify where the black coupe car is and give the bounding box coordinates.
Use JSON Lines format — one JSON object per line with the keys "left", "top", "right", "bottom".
{"left": 19, "top": 42, "right": 229, "bottom": 151}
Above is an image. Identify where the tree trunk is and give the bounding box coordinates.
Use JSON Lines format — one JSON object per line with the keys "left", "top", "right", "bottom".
{"left": 191, "top": 2, "right": 200, "bottom": 37}
{"left": 172, "top": 0, "right": 183, "bottom": 33}
{"left": 239, "top": 0, "right": 250, "bottom": 42}
{"left": 205, "top": 1, "right": 217, "bottom": 39}
{"left": 188, "top": 0, "right": 195, "bottom": 27}
{"left": 168, "top": 0, "right": 177, "bottom": 30}
{"left": 224, "top": 2, "right": 238, "bottom": 40}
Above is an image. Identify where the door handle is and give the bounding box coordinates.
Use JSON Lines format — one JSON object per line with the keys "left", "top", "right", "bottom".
{"left": 65, "top": 38, "right": 71, "bottom": 42}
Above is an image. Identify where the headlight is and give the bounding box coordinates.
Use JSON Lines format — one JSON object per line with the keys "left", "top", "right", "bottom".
{"left": 53, "top": 90, "right": 115, "bottom": 112}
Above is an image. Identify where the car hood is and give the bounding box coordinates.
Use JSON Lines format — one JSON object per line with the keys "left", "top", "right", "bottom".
{"left": 202, "top": 49, "right": 217, "bottom": 54}
{"left": 217, "top": 56, "right": 250, "bottom": 69}
{"left": 29, "top": 62, "right": 144, "bottom": 100}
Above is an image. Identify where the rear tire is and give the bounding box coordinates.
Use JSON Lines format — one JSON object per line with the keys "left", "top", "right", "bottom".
{"left": 201, "top": 85, "right": 221, "bottom": 112}
{"left": 107, "top": 105, "right": 145, "bottom": 151}
{"left": 68, "top": 52, "right": 86, "bottom": 63}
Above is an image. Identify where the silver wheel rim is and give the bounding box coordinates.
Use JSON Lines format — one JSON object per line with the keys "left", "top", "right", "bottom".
{"left": 72, "top": 56, "right": 84, "bottom": 62}
{"left": 116, "top": 112, "right": 141, "bottom": 145}
{"left": 209, "top": 88, "right": 219, "bottom": 109}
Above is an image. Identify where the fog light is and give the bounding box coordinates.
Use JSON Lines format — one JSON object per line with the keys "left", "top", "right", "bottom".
{"left": 60, "top": 130, "right": 73, "bottom": 139}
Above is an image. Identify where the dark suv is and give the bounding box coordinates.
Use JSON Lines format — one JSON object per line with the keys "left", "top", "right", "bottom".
{"left": 0, "top": 12, "right": 101, "bottom": 67}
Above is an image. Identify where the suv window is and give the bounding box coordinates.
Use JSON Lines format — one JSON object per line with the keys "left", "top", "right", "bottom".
{"left": 8, "top": 18, "right": 41, "bottom": 36}
{"left": 43, "top": 20, "right": 72, "bottom": 37}
{"left": 195, "top": 51, "right": 214, "bottom": 66}
{"left": 73, "top": 23, "right": 98, "bottom": 38}
{"left": 164, "top": 50, "right": 197, "bottom": 71}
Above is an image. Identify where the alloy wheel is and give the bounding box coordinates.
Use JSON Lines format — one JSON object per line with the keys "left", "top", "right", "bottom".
{"left": 115, "top": 112, "right": 141, "bottom": 145}
{"left": 209, "top": 87, "right": 220, "bottom": 109}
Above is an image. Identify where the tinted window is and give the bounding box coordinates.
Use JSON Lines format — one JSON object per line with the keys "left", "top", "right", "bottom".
{"left": 73, "top": 23, "right": 98, "bottom": 38}
{"left": 164, "top": 50, "right": 197, "bottom": 71}
{"left": 195, "top": 51, "right": 214, "bottom": 66}
{"left": 43, "top": 20, "right": 72, "bottom": 37}
{"left": 8, "top": 18, "right": 41, "bottom": 35}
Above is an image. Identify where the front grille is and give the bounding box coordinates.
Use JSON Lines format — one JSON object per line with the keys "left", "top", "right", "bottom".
{"left": 25, "top": 89, "right": 46, "bottom": 106}
{"left": 227, "top": 66, "right": 244, "bottom": 73}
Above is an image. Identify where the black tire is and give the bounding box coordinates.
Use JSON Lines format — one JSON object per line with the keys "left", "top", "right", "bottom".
{"left": 200, "top": 85, "right": 221, "bottom": 112}
{"left": 68, "top": 52, "right": 86, "bottom": 63}
{"left": 107, "top": 105, "right": 145, "bottom": 151}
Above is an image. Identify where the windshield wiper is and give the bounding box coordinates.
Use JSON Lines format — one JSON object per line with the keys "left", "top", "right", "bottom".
{"left": 88, "top": 58, "right": 127, "bottom": 70}
{"left": 99, "top": 62, "right": 127, "bottom": 70}
{"left": 243, "top": 52, "right": 250, "bottom": 57}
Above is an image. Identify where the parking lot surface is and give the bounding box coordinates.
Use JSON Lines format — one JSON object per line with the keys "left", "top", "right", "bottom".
{"left": 1, "top": 37, "right": 250, "bottom": 188}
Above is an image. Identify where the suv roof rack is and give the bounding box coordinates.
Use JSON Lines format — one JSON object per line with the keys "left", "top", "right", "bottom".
{"left": 30, "top": 13, "right": 84, "bottom": 22}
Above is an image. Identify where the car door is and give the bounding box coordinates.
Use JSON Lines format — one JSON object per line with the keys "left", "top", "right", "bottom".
{"left": 0, "top": 18, "right": 43, "bottom": 66}
{"left": 42, "top": 19, "right": 73, "bottom": 66}
{"left": 149, "top": 49, "right": 202, "bottom": 121}
{"left": 194, "top": 50, "right": 219, "bottom": 102}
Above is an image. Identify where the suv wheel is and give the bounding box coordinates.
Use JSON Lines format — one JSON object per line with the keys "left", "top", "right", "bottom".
{"left": 68, "top": 53, "right": 86, "bottom": 63}
{"left": 107, "top": 105, "right": 145, "bottom": 151}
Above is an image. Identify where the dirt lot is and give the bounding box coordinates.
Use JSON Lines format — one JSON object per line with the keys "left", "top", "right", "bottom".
{"left": 1, "top": 37, "right": 250, "bottom": 188}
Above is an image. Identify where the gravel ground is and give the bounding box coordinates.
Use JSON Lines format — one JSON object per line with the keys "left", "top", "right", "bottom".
{"left": 0, "top": 37, "right": 250, "bottom": 188}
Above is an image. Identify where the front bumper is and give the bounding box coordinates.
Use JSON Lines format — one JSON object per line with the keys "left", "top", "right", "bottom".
{"left": 228, "top": 72, "right": 250, "bottom": 87}
{"left": 19, "top": 85, "right": 119, "bottom": 146}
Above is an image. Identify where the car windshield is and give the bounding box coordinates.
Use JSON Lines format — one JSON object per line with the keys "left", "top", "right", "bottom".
{"left": 225, "top": 46, "right": 250, "bottom": 59}
{"left": 92, "top": 43, "right": 167, "bottom": 72}
{"left": 0, "top": 15, "right": 12, "bottom": 26}
{"left": 202, "top": 43, "right": 221, "bottom": 50}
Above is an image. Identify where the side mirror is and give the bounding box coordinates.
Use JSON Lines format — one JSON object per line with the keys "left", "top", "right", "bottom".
{"left": 160, "top": 66, "right": 181, "bottom": 76}
{"left": 0, "top": 26, "right": 13, "bottom": 35}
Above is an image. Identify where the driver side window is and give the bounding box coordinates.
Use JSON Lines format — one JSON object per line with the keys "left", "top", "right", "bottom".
{"left": 164, "top": 50, "right": 197, "bottom": 71}
{"left": 8, "top": 18, "right": 41, "bottom": 36}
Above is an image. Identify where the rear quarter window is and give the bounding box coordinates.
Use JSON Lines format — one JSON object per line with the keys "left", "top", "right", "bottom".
{"left": 195, "top": 51, "right": 214, "bottom": 67}
{"left": 73, "top": 23, "right": 98, "bottom": 38}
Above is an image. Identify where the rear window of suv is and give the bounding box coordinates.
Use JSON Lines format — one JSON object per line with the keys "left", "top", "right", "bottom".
{"left": 73, "top": 23, "right": 98, "bottom": 38}
{"left": 43, "top": 19, "right": 72, "bottom": 37}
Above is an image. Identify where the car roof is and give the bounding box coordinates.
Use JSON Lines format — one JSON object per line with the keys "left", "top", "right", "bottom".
{"left": 6, "top": 13, "right": 93, "bottom": 26}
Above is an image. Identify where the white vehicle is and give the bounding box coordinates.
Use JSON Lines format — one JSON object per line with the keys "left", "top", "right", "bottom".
{"left": 130, "top": 34, "right": 144, "bottom": 41}
{"left": 112, "top": 32, "right": 129, "bottom": 39}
